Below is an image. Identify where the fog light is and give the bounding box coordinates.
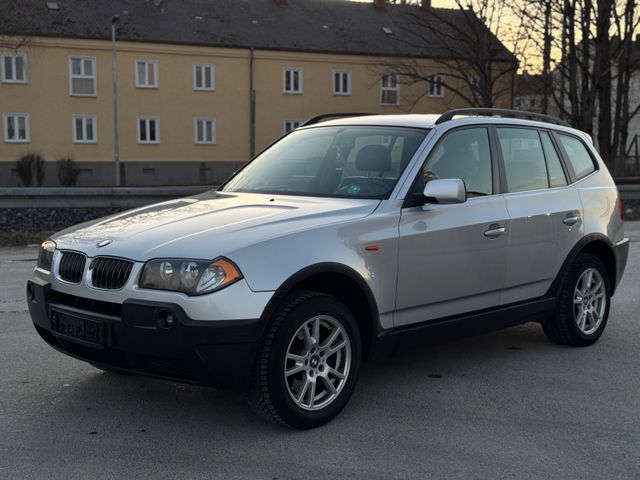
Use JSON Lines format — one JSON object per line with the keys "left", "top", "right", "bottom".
{"left": 157, "top": 309, "right": 176, "bottom": 328}
{"left": 26, "top": 283, "right": 34, "bottom": 302}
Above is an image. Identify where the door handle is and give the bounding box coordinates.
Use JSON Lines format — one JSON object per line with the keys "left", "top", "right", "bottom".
{"left": 563, "top": 214, "right": 579, "bottom": 226}
{"left": 484, "top": 224, "right": 506, "bottom": 238}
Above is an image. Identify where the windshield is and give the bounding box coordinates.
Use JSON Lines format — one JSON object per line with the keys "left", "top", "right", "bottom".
{"left": 221, "top": 126, "right": 429, "bottom": 199}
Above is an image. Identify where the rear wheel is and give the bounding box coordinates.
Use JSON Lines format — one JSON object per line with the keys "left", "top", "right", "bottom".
{"left": 542, "top": 253, "right": 611, "bottom": 346}
{"left": 250, "top": 291, "right": 361, "bottom": 429}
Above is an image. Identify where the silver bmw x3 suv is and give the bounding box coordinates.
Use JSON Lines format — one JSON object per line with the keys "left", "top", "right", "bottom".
{"left": 27, "top": 109, "right": 629, "bottom": 429}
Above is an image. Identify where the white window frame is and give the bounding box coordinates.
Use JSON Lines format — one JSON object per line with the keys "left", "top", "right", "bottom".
{"left": 332, "top": 70, "right": 351, "bottom": 96}
{"left": 3, "top": 112, "right": 30, "bottom": 143}
{"left": 193, "top": 63, "right": 215, "bottom": 91}
{"left": 68, "top": 56, "right": 96, "bottom": 97}
{"left": 72, "top": 114, "right": 97, "bottom": 144}
{"left": 136, "top": 116, "right": 160, "bottom": 144}
{"left": 380, "top": 73, "right": 400, "bottom": 106}
{"left": 135, "top": 60, "right": 159, "bottom": 89}
{"left": 194, "top": 117, "right": 216, "bottom": 144}
{"left": 427, "top": 75, "right": 444, "bottom": 98}
{"left": 283, "top": 119, "right": 301, "bottom": 134}
{"left": 283, "top": 67, "right": 303, "bottom": 94}
{"left": 1, "top": 52, "right": 27, "bottom": 83}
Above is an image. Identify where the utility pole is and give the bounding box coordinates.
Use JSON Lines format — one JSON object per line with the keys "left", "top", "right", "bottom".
{"left": 111, "top": 14, "right": 125, "bottom": 186}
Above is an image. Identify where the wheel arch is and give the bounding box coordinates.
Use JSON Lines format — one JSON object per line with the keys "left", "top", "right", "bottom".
{"left": 259, "top": 263, "right": 380, "bottom": 359}
{"left": 548, "top": 234, "right": 618, "bottom": 297}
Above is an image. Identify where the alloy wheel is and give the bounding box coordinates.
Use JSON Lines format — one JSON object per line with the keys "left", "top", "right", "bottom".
{"left": 284, "top": 315, "right": 351, "bottom": 411}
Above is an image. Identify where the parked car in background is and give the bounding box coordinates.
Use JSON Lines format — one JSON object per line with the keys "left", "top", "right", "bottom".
{"left": 27, "top": 109, "right": 629, "bottom": 429}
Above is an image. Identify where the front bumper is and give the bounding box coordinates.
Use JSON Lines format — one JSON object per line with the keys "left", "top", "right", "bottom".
{"left": 26, "top": 277, "right": 266, "bottom": 390}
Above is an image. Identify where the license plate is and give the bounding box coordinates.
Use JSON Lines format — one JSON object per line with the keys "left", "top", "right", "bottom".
{"left": 50, "top": 308, "right": 105, "bottom": 346}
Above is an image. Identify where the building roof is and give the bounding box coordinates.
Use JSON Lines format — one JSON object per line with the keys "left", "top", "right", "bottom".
{"left": 515, "top": 72, "right": 545, "bottom": 96}
{"left": 0, "top": 0, "right": 515, "bottom": 61}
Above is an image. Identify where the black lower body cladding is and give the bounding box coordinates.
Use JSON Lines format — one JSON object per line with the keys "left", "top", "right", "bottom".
{"left": 26, "top": 278, "right": 263, "bottom": 390}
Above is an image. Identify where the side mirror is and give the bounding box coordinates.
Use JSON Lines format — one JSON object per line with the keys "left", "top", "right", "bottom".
{"left": 423, "top": 178, "right": 466, "bottom": 205}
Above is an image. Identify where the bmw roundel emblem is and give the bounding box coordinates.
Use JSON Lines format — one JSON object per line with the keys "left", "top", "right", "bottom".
{"left": 96, "top": 239, "right": 112, "bottom": 248}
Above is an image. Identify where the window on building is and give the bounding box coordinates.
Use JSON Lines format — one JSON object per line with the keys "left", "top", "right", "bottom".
{"left": 333, "top": 70, "right": 351, "bottom": 95}
{"left": 283, "top": 68, "right": 303, "bottom": 94}
{"left": 556, "top": 133, "right": 596, "bottom": 180}
{"left": 380, "top": 74, "right": 399, "bottom": 105}
{"left": 497, "top": 127, "right": 549, "bottom": 192}
{"left": 135, "top": 60, "right": 158, "bottom": 88}
{"left": 69, "top": 56, "right": 96, "bottom": 96}
{"left": 3, "top": 113, "right": 30, "bottom": 143}
{"left": 193, "top": 63, "right": 215, "bottom": 91}
{"left": 427, "top": 75, "right": 444, "bottom": 98}
{"left": 137, "top": 117, "right": 159, "bottom": 144}
{"left": 2, "top": 53, "right": 27, "bottom": 83}
{"left": 284, "top": 120, "right": 301, "bottom": 133}
{"left": 194, "top": 117, "right": 216, "bottom": 144}
{"left": 72, "top": 115, "right": 97, "bottom": 144}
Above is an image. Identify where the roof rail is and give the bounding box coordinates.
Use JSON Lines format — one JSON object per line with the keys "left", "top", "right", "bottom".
{"left": 301, "top": 112, "right": 374, "bottom": 127}
{"left": 435, "top": 108, "right": 569, "bottom": 127}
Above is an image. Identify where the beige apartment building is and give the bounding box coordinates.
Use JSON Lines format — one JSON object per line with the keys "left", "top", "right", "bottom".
{"left": 0, "top": 0, "right": 515, "bottom": 186}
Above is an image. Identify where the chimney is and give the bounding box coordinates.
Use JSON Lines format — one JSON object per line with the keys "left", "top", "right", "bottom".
{"left": 373, "top": 0, "right": 385, "bottom": 10}
{"left": 421, "top": 0, "right": 431, "bottom": 8}
{"left": 275, "top": 0, "right": 287, "bottom": 5}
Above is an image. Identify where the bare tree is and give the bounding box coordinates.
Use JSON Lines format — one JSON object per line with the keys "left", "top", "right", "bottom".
{"left": 381, "top": 0, "right": 522, "bottom": 109}
{"left": 515, "top": 0, "right": 640, "bottom": 174}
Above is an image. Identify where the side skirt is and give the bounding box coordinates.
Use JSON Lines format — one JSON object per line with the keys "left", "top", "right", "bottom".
{"left": 370, "top": 297, "right": 557, "bottom": 358}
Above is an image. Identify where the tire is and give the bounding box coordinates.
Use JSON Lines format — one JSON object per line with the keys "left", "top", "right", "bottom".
{"left": 250, "top": 291, "right": 362, "bottom": 429}
{"left": 542, "top": 253, "right": 611, "bottom": 347}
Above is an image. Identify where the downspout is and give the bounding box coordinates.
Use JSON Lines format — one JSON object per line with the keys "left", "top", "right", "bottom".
{"left": 249, "top": 47, "right": 256, "bottom": 158}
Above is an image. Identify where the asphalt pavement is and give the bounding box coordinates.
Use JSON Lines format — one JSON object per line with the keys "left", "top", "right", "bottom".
{"left": 1, "top": 224, "right": 639, "bottom": 479}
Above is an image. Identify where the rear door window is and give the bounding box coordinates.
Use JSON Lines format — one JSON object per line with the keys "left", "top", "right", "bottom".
{"left": 540, "top": 131, "right": 568, "bottom": 187}
{"left": 556, "top": 133, "right": 596, "bottom": 180}
{"left": 497, "top": 128, "right": 549, "bottom": 193}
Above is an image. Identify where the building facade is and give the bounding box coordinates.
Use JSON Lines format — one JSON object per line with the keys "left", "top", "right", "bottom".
{"left": 0, "top": 0, "right": 514, "bottom": 186}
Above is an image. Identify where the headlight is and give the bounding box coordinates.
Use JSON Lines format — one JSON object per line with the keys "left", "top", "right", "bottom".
{"left": 37, "top": 240, "right": 56, "bottom": 272}
{"left": 139, "top": 257, "right": 242, "bottom": 295}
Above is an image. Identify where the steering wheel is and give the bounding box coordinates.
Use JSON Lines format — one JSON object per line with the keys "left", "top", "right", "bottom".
{"left": 335, "top": 178, "right": 389, "bottom": 196}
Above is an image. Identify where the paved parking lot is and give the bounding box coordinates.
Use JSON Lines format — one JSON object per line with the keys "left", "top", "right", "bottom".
{"left": 1, "top": 224, "right": 639, "bottom": 479}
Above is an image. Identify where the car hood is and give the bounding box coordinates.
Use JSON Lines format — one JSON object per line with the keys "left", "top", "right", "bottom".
{"left": 52, "top": 191, "right": 380, "bottom": 260}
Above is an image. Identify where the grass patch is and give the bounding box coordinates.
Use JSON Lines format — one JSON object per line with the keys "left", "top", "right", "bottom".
{"left": 0, "top": 230, "right": 54, "bottom": 246}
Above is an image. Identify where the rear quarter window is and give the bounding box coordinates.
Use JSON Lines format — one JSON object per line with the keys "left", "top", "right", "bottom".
{"left": 556, "top": 134, "right": 596, "bottom": 180}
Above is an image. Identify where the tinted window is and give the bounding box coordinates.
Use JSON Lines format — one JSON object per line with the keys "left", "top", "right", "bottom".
{"left": 497, "top": 128, "right": 548, "bottom": 192}
{"left": 540, "top": 131, "right": 567, "bottom": 187}
{"left": 423, "top": 127, "right": 492, "bottom": 196}
{"left": 557, "top": 134, "right": 596, "bottom": 180}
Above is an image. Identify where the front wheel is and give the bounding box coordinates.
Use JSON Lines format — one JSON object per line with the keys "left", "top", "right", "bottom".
{"left": 250, "top": 291, "right": 361, "bottom": 429}
{"left": 542, "top": 253, "right": 611, "bottom": 346}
